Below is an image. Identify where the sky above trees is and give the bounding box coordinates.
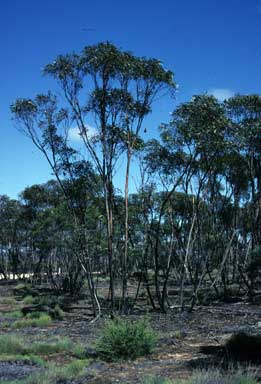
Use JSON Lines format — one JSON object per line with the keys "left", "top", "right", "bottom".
{"left": 1, "top": 0, "right": 261, "bottom": 198}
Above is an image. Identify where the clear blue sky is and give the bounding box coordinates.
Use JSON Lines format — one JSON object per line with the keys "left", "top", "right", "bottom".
{"left": 1, "top": 0, "right": 261, "bottom": 198}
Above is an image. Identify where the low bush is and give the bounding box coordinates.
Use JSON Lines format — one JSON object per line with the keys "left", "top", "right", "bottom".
{"left": 96, "top": 317, "right": 157, "bottom": 361}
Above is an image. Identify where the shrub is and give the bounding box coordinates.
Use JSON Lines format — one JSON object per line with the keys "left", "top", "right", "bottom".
{"left": 96, "top": 317, "right": 157, "bottom": 361}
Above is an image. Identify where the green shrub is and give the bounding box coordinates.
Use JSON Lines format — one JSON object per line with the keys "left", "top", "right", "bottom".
{"left": 12, "top": 313, "right": 52, "bottom": 328}
{"left": 96, "top": 317, "right": 157, "bottom": 361}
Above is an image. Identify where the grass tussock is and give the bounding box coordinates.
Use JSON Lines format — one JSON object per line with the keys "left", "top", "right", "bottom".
{"left": 12, "top": 313, "right": 52, "bottom": 328}
{"left": 0, "top": 334, "right": 74, "bottom": 356}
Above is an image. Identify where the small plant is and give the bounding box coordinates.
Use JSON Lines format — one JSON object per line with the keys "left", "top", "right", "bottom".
{"left": 96, "top": 317, "right": 157, "bottom": 361}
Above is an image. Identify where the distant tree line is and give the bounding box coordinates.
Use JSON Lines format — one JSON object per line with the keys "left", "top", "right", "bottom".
{"left": 3, "top": 42, "right": 260, "bottom": 316}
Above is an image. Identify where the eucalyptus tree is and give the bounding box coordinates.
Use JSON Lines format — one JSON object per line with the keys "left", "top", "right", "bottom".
{"left": 144, "top": 95, "right": 234, "bottom": 310}
{"left": 0, "top": 195, "right": 23, "bottom": 279}
{"left": 12, "top": 42, "right": 175, "bottom": 311}
{"left": 225, "top": 95, "right": 261, "bottom": 249}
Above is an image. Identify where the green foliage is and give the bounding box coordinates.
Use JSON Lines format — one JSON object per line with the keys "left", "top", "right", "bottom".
{"left": 0, "top": 334, "right": 26, "bottom": 355}
{"left": 0, "top": 334, "right": 74, "bottom": 356}
{"left": 23, "top": 295, "right": 34, "bottom": 304}
{"left": 30, "top": 337, "right": 73, "bottom": 355}
{"left": 96, "top": 317, "right": 157, "bottom": 360}
{"left": 12, "top": 313, "right": 52, "bottom": 329}
{"left": 0, "top": 297, "right": 17, "bottom": 305}
{"left": 13, "top": 284, "right": 35, "bottom": 297}
{"left": 2, "top": 310, "right": 23, "bottom": 319}
{"left": 72, "top": 343, "right": 87, "bottom": 359}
